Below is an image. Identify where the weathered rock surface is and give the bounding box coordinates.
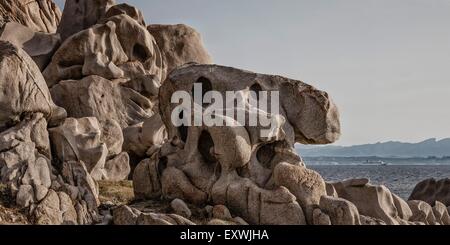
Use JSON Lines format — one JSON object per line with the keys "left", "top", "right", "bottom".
{"left": 0, "top": 0, "right": 61, "bottom": 33}
{"left": 432, "top": 201, "right": 450, "bottom": 225}
{"left": 57, "top": 0, "right": 115, "bottom": 41}
{"left": 148, "top": 24, "right": 212, "bottom": 77}
{"left": 45, "top": 14, "right": 165, "bottom": 88}
{"left": 319, "top": 196, "right": 361, "bottom": 225}
{"left": 49, "top": 117, "right": 130, "bottom": 181}
{"left": 170, "top": 198, "right": 192, "bottom": 219}
{"left": 409, "top": 178, "right": 450, "bottom": 206}
{"left": 407, "top": 200, "right": 438, "bottom": 225}
{"left": 0, "top": 22, "right": 60, "bottom": 70}
{"left": 0, "top": 41, "right": 66, "bottom": 131}
{"left": 333, "top": 179, "right": 400, "bottom": 225}
{"left": 113, "top": 205, "right": 195, "bottom": 225}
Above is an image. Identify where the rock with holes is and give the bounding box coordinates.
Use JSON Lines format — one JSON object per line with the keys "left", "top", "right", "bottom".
{"left": 0, "top": 41, "right": 66, "bottom": 131}
{"left": 0, "top": 0, "right": 61, "bottom": 33}
{"left": 432, "top": 201, "right": 450, "bottom": 225}
{"left": 147, "top": 24, "right": 212, "bottom": 77}
{"left": 409, "top": 178, "right": 450, "bottom": 206}
{"left": 45, "top": 13, "right": 165, "bottom": 89}
{"left": 319, "top": 196, "right": 361, "bottom": 225}
{"left": 407, "top": 200, "right": 438, "bottom": 225}
{"left": 332, "top": 180, "right": 400, "bottom": 225}
{"left": 49, "top": 117, "right": 108, "bottom": 180}
{"left": 0, "top": 22, "right": 61, "bottom": 70}
{"left": 131, "top": 64, "right": 340, "bottom": 225}
{"left": 57, "top": 0, "right": 115, "bottom": 41}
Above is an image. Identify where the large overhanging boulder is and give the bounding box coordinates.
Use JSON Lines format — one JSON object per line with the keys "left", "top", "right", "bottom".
{"left": 133, "top": 64, "right": 341, "bottom": 225}
{"left": 0, "top": 0, "right": 61, "bottom": 33}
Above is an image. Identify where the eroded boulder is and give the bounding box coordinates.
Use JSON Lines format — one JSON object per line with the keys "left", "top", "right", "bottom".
{"left": 409, "top": 178, "right": 450, "bottom": 206}
{"left": 0, "top": 0, "right": 61, "bottom": 33}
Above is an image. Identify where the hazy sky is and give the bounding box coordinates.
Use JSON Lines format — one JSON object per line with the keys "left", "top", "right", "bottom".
{"left": 54, "top": 0, "right": 450, "bottom": 146}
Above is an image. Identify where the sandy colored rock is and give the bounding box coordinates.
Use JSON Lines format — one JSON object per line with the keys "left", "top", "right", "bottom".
{"left": 312, "top": 208, "right": 332, "bottom": 225}
{"left": 392, "top": 193, "right": 413, "bottom": 221}
{"left": 432, "top": 201, "right": 450, "bottom": 225}
{"left": 274, "top": 162, "right": 326, "bottom": 224}
{"left": 319, "top": 196, "right": 361, "bottom": 225}
{"left": 407, "top": 200, "right": 438, "bottom": 225}
{"left": 333, "top": 180, "right": 400, "bottom": 225}
{"left": 57, "top": 0, "right": 115, "bottom": 41}
{"left": 0, "top": 41, "right": 66, "bottom": 131}
{"left": 100, "top": 119, "right": 124, "bottom": 157}
{"left": 0, "top": 22, "right": 60, "bottom": 70}
{"left": 49, "top": 117, "right": 108, "bottom": 180}
{"left": 104, "top": 153, "right": 130, "bottom": 181}
{"left": 212, "top": 205, "right": 232, "bottom": 220}
{"left": 133, "top": 156, "right": 162, "bottom": 200}
{"left": 0, "top": 0, "right": 61, "bottom": 33}
{"left": 105, "top": 3, "right": 145, "bottom": 26}
{"left": 409, "top": 178, "right": 450, "bottom": 206}
{"left": 148, "top": 24, "right": 212, "bottom": 77}
{"left": 170, "top": 198, "right": 192, "bottom": 219}
{"left": 46, "top": 14, "right": 165, "bottom": 88}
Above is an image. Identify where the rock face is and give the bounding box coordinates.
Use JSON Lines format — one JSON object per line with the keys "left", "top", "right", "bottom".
{"left": 57, "top": 0, "right": 115, "bottom": 41}
{"left": 148, "top": 24, "right": 212, "bottom": 77}
{"left": 132, "top": 64, "right": 340, "bottom": 225}
{"left": 318, "top": 196, "right": 361, "bottom": 225}
{"left": 0, "top": 0, "right": 61, "bottom": 33}
{"left": 409, "top": 178, "right": 450, "bottom": 206}
{"left": 332, "top": 180, "right": 401, "bottom": 225}
{"left": 49, "top": 117, "right": 130, "bottom": 181}
{"left": 0, "top": 22, "right": 61, "bottom": 70}
{"left": 407, "top": 200, "right": 438, "bottom": 225}
{"left": 0, "top": 41, "right": 66, "bottom": 131}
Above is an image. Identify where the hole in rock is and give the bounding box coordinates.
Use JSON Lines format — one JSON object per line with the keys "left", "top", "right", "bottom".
{"left": 158, "top": 156, "right": 168, "bottom": 176}
{"left": 198, "top": 130, "right": 217, "bottom": 165}
{"left": 177, "top": 111, "right": 188, "bottom": 142}
{"left": 132, "top": 43, "right": 149, "bottom": 62}
{"left": 256, "top": 142, "right": 277, "bottom": 169}
{"left": 250, "top": 83, "right": 263, "bottom": 101}
{"left": 192, "top": 77, "right": 213, "bottom": 107}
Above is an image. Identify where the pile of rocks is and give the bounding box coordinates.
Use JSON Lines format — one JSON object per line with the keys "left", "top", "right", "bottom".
{"left": 0, "top": 0, "right": 449, "bottom": 225}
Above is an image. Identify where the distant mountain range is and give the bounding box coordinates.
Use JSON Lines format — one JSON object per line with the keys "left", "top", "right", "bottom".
{"left": 296, "top": 138, "right": 450, "bottom": 158}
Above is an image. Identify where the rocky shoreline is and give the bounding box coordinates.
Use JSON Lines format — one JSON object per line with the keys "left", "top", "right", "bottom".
{"left": 0, "top": 0, "right": 449, "bottom": 225}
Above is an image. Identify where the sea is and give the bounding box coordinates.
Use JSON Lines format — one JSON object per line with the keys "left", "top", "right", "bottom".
{"left": 305, "top": 158, "right": 450, "bottom": 200}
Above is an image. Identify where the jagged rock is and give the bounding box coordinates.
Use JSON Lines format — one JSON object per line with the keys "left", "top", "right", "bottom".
{"left": 0, "top": 22, "right": 61, "bottom": 70}
{"left": 49, "top": 117, "right": 108, "bottom": 180}
{"left": 16, "top": 185, "right": 34, "bottom": 208}
{"left": 170, "top": 198, "right": 192, "bottom": 219}
{"left": 148, "top": 24, "right": 212, "bottom": 77}
{"left": 105, "top": 3, "right": 145, "bottom": 26}
{"left": 319, "top": 196, "right": 361, "bottom": 225}
{"left": 333, "top": 180, "right": 400, "bottom": 225}
{"left": 45, "top": 14, "right": 165, "bottom": 89}
{"left": 0, "top": 41, "right": 66, "bottom": 131}
{"left": 392, "top": 193, "right": 413, "bottom": 221}
{"left": 57, "top": 0, "right": 115, "bottom": 41}
{"left": 33, "top": 189, "right": 63, "bottom": 225}
{"left": 409, "top": 178, "right": 450, "bottom": 206}
{"left": 312, "top": 208, "right": 332, "bottom": 225}
{"left": 407, "top": 200, "right": 438, "bottom": 225}
{"left": 0, "top": 0, "right": 61, "bottom": 33}
{"left": 123, "top": 114, "right": 167, "bottom": 158}
{"left": 432, "top": 201, "right": 450, "bottom": 225}
{"left": 113, "top": 205, "right": 141, "bottom": 225}
{"left": 104, "top": 153, "right": 130, "bottom": 181}
{"left": 274, "top": 162, "right": 327, "bottom": 224}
